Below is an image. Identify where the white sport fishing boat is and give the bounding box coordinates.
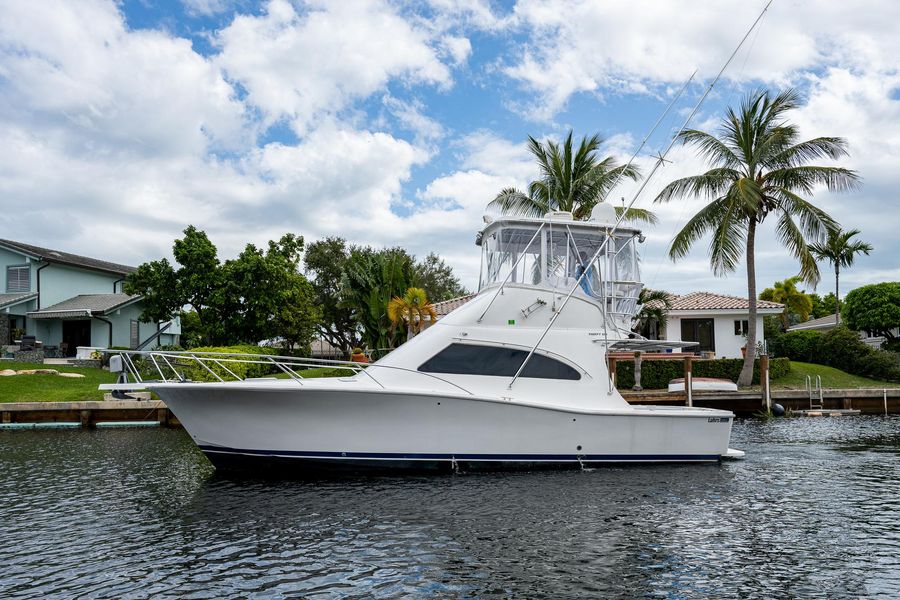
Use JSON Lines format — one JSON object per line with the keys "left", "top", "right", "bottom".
{"left": 110, "top": 204, "right": 743, "bottom": 473}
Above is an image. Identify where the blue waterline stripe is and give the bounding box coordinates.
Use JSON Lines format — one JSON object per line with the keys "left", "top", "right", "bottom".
{"left": 198, "top": 445, "right": 720, "bottom": 462}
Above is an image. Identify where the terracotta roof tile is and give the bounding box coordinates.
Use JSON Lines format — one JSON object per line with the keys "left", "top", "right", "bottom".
{"left": 668, "top": 291, "right": 782, "bottom": 311}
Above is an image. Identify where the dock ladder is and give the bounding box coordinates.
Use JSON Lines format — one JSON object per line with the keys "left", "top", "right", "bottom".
{"left": 806, "top": 375, "right": 823, "bottom": 410}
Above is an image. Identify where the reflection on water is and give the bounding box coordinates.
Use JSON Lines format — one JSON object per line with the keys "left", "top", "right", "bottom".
{"left": 1, "top": 417, "right": 899, "bottom": 598}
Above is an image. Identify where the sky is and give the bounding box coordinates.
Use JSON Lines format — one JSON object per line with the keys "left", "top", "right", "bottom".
{"left": 1, "top": 0, "right": 898, "bottom": 298}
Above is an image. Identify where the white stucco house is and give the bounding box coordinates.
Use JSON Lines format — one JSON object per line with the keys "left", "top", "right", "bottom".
{"left": 431, "top": 291, "right": 783, "bottom": 360}
{"left": 659, "top": 292, "right": 783, "bottom": 359}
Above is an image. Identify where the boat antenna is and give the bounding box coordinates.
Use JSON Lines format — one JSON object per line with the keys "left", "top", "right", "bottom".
{"left": 507, "top": 0, "right": 775, "bottom": 390}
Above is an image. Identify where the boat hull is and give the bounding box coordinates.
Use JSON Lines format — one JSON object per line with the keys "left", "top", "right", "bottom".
{"left": 154, "top": 383, "right": 735, "bottom": 474}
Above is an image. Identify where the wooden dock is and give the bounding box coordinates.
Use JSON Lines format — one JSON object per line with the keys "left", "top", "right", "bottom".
{"left": 621, "top": 388, "right": 900, "bottom": 416}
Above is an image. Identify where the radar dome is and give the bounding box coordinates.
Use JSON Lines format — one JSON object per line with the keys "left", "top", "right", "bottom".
{"left": 589, "top": 201, "right": 616, "bottom": 224}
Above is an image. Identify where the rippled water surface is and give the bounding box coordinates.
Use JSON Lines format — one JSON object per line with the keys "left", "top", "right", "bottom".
{"left": 2, "top": 417, "right": 900, "bottom": 598}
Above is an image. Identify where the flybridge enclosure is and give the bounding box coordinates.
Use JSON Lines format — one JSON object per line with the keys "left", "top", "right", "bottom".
{"left": 476, "top": 215, "right": 643, "bottom": 318}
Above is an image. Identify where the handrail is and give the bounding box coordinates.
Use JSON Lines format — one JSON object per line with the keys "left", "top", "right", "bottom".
{"left": 100, "top": 349, "right": 475, "bottom": 396}
{"left": 477, "top": 222, "right": 545, "bottom": 323}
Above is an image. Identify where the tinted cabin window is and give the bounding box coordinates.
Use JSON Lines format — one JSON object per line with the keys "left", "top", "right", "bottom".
{"left": 419, "top": 343, "right": 580, "bottom": 380}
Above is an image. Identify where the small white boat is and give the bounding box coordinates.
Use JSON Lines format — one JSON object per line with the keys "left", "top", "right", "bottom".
{"left": 668, "top": 378, "right": 739, "bottom": 393}
{"left": 112, "top": 206, "right": 742, "bottom": 473}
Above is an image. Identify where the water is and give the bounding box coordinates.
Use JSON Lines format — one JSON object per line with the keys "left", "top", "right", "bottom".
{"left": 1, "top": 417, "right": 899, "bottom": 599}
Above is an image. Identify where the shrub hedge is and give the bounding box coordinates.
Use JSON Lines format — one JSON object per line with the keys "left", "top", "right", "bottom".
{"left": 614, "top": 357, "right": 790, "bottom": 389}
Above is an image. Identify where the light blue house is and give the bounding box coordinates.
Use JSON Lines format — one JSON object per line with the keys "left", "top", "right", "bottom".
{"left": 0, "top": 239, "right": 179, "bottom": 356}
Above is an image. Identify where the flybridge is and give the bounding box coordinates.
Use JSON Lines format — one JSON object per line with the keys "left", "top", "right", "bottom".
{"left": 476, "top": 207, "right": 644, "bottom": 322}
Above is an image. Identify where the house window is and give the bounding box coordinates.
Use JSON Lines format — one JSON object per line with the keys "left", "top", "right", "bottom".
{"left": 130, "top": 320, "right": 140, "bottom": 349}
{"left": 734, "top": 320, "right": 750, "bottom": 336}
{"left": 419, "top": 343, "right": 581, "bottom": 380}
{"left": 6, "top": 265, "right": 30, "bottom": 293}
{"left": 681, "top": 318, "right": 715, "bottom": 352}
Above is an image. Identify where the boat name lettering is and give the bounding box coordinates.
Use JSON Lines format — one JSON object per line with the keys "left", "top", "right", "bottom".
{"left": 707, "top": 417, "right": 730, "bottom": 423}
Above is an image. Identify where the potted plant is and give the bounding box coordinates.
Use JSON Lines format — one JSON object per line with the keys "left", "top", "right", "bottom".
{"left": 350, "top": 347, "right": 369, "bottom": 364}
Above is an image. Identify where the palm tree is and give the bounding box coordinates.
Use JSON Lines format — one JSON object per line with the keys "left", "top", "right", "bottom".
{"left": 810, "top": 227, "right": 872, "bottom": 324}
{"left": 654, "top": 88, "right": 860, "bottom": 386}
{"left": 488, "top": 130, "right": 652, "bottom": 223}
{"left": 759, "top": 276, "right": 813, "bottom": 330}
{"left": 633, "top": 288, "right": 672, "bottom": 339}
{"left": 387, "top": 287, "right": 437, "bottom": 340}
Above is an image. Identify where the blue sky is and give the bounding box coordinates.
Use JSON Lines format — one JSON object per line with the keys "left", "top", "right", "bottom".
{"left": 2, "top": 0, "right": 898, "bottom": 298}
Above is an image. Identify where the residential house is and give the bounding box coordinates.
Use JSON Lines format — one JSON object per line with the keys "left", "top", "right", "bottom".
{"left": 0, "top": 239, "right": 179, "bottom": 356}
{"left": 659, "top": 292, "right": 783, "bottom": 359}
{"left": 431, "top": 291, "right": 783, "bottom": 360}
{"left": 787, "top": 314, "right": 899, "bottom": 348}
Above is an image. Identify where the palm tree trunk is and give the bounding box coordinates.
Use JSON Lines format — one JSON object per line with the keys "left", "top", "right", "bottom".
{"left": 835, "top": 264, "right": 840, "bottom": 326}
{"left": 738, "top": 220, "right": 758, "bottom": 387}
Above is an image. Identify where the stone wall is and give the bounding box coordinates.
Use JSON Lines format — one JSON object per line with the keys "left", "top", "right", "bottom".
{"left": 0, "top": 318, "right": 8, "bottom": 346}
{"left": 13, "top": 350, "right": 44, "bottom": 363}
{"left": 71, "top": 359, "right": 101, "bottom": 369}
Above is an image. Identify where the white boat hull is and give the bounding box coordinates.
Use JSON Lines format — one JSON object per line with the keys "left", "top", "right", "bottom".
{"left": 154, "top": 382, "right": 736, "bottom": 473}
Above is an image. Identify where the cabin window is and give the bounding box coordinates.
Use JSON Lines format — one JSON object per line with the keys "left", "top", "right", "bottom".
{"left": 418, "top": 343, "right": 581, "bottom": 380}
{"left": 6, "top": 265, "right": 30, "bottom": 293}
{"left": 734, "top": 320, "right": 749, "bottom": 336}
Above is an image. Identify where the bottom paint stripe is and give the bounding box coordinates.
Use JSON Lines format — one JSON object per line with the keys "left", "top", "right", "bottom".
{"left": 198, "top": 445, "right": 720, "bottom": 462}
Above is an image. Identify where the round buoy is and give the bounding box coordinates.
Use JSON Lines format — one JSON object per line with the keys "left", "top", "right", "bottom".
{"left": 772, "top": 403, "right": 785, "bottom": 417}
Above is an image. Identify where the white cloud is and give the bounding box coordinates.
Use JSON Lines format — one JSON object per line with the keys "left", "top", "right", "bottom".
{"left": 0, "top": 0, "right": 247, "bottom": 156}
{"left": 214, "top": 0, "right": 452, "bottom": 135}
{"left": 181, "top": 0, "right": 233, "bottom": 16}
{"left": 502, "top": 0, "right": 900, "bottom": 120}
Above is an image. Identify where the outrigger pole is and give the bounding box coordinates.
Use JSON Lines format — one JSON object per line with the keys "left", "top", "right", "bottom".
{"left": 508, "top": 0, "right": 776, "bottom": 389}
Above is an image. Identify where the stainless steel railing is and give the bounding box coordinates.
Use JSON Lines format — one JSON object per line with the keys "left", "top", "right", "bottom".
{"left": 101, "top": 349, "right": 475, "bottom": 396}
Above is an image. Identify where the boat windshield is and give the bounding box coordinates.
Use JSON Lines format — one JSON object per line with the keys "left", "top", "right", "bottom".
{"left": 479, "top": 224, "right": 642, "bottom": 317}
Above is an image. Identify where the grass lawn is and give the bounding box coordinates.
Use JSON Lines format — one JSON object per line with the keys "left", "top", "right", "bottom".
{"left": 0, "top": 362, "right": 117, "bottom": 403}
{"left": 771, "top": 361, "right": 900, "bottom": 390}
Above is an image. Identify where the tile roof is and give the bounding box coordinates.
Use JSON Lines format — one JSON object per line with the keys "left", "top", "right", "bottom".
{"left": 668, "top": 291, "right": 783, "bottom": 311}
{"left": 429, "top": 290, "right": 782, "bottom": 317}
{"left": 432, "top": 293, "right": 477, "bottom": 317}
{"left": 28, "top": 294, "right": 141, "bottom": 318}
{"left": 0, "top": 239, "right": 136, "bottom": 276}
{"left": 0, "top": 292, "right": 37, "bottom": 309}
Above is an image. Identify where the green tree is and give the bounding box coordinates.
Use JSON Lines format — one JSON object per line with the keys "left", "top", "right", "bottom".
{"left": 808, "top": 292, "right": 838, "bottom": 319}
{"left": 127, "top": 227, "right": 319, "bottom": 348}
{"left": 843, "top": 282, "right": 900, "bottom": 341}
{"left": 177, "top": 310, "right": 204, "bottom": 349}
{"left": 387, "top": 287, "right": 438, "bottom": 339}
{"left": 304, "top": 237, "right": 360, "bottom": 357}
{"left": 810, "top": 227, "right": 873, "bottom": 323}
{"left": 654, "top": 88, "right": 859, "bottom": 386}
{"left": 413, "top": 252, "right": 468, "bottom": 302}
{"left": 219, "top": 234, "right": 319, "bottom": 350}
{"left": 488, "top": 130, "right": 652, "bottom": 223}
{"left": 633, "top": 288, "right": 672, "bottom": 339}
{"left": 760, "top": 276, "right": 813, "bottom": 330}
{"left": 126, "top": 226, "right": 222, "bottom": 344}
{"left": 341, "top": 246, "right": 415, "bottom": 351}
